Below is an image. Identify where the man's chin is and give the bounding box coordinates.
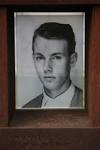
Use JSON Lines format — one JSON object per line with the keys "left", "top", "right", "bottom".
{"left": 43, "top": 84, "right": 57, "bottom": 91}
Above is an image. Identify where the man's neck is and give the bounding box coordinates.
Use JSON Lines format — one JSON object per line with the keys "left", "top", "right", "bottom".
{"left": 44, "top": 80, "right": 71, "bottom": 99}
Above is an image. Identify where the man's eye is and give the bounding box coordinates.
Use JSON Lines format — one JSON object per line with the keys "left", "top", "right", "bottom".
{"left": 35, "top": 56, "right": 44, "bottom": 61}
{"left": 52, "top": 56, "right": 62, "bottom": 60}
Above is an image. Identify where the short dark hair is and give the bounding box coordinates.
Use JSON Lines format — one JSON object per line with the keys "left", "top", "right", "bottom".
{"left": 32, "top": 22, "right": 76, "bottom": 55}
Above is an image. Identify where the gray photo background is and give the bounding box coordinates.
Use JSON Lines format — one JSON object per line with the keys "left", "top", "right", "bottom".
{"left": 15, "top": 13, "right": 85, "bottom": 108}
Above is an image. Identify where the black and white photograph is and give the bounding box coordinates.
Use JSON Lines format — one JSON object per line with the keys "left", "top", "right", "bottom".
{"left": 15, "top": 12, "right": 85, "bottom": 109}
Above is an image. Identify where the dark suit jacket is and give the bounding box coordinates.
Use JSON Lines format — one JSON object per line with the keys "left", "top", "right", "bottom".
{"left": 23, "top": 86, "right": 83, "bottom": 108}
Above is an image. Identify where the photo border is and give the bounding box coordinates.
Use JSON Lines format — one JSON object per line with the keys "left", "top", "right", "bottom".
{"left": 14, "top": 11, "right": 85, "bottom": 110}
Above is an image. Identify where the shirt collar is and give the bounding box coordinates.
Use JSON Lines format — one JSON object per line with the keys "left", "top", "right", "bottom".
{"left": 42, "top": 83, "right": 75, "bottom": 108}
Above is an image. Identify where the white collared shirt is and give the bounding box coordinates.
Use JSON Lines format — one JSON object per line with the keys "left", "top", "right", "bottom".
{"left": 42, "top": 83, "right": 75, "bottom": 108}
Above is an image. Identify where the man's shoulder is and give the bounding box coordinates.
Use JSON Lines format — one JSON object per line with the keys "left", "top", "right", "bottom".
{"left": 23, "top": 94, "right": 43, "bottom": 108}
{"left": 71, "top": 86, "right": 84, "bottom": 108}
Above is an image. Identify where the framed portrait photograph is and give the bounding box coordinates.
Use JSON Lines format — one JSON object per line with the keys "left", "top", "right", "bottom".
{"left": 14, "top": 12, "right": 85, "bottom": 110}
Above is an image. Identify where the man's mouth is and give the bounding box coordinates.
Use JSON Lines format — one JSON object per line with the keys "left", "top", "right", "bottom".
{"left": 44, "top": 76, "right": 56, "bottom": 81}
{"left": 44, "top": 76, "right": 55, "bottom": 78}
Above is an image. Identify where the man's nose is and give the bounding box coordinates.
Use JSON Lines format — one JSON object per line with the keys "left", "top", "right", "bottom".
{"left": 43, "top": 59, "right": 52, "bottom": 73}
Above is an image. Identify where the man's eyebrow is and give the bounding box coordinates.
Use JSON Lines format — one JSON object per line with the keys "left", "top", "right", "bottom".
{"left": 51, "top": 53, "right": 63, "bottom": 56}
{"left": 33, "top": 53, "right": 44, "bottom": 56}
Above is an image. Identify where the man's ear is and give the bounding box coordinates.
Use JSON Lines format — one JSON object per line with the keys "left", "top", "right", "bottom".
{"left": 70, "top": 52, "right": 77, "bottom": 67}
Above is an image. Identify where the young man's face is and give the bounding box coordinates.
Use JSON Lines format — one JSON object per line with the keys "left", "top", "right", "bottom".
{"left": 33, "top": 36, "right": 71, "bottom": 92}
